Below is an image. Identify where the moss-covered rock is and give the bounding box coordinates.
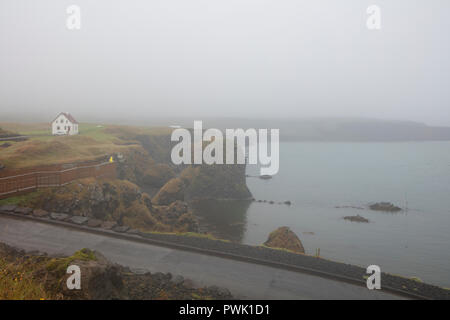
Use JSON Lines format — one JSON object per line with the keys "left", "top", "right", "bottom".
{"left": 182, "top": 164, "right": 252, "bottom": 201}
{"left": 152, "top": 178, "right": 185, "bottom": 205}
{"left": 116, "top": 147, "right": 156, "bottom": 185}
{"left": 264, "top": 227, "right": 305, "bottom": 254}
{"left": 1, "top": 244, "right": 233, "bottom": 300}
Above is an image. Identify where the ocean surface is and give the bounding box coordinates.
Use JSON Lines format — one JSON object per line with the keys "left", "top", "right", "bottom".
{"left": 192, "top": 141, "right": 450, "bottom": 288}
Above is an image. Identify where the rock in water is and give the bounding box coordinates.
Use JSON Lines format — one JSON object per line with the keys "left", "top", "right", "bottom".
{"left": 264, "top": 226, "right": 305, "bottom": 254}
{"left": 369, "top": 202, "right": 401, "bottom": 212}
{"left": 343, "top": 215, "right": 370, "bottom": 223}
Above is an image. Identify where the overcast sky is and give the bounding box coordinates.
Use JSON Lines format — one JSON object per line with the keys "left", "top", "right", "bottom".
{"left": 1, "top": 0, "right": 449, "bottom": 125}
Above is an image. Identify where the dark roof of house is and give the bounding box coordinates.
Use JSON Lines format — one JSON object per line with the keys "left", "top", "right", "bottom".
{"left": 52, "top": 112, "right": 78, "bottom": 124}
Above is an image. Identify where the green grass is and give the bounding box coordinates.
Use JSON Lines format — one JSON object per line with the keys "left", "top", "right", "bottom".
{"left": 0, "top": 122, "right": 175, "bottom": 169}
{"left": 0, "top": 123, "right": 153, "bottom": 168}
{"left": 0, "top": 248, "right": 97, "bottom": 300}
{"left": 141, "top": 230, "right": 230, "bottom": 242}
{"left": 0, "top": 193, "right": 40, "bottom": 206}
{"left": 0, "top": 257, "right": 52, "bottom": 300}
{"left": 259, "top": 244, "right": 302, "bottom": 255}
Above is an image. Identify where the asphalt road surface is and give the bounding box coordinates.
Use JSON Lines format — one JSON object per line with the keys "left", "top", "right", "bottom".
{"left": 0, "top": 215, "right": 404, "bottom": 299}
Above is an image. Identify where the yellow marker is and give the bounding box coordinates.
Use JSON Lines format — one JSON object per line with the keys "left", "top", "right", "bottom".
{"left": 109, "top": 156, "right": 114, "bottom": 163}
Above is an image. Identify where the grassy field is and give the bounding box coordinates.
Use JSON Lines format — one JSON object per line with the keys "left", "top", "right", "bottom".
{"left": 0, "top": 122, "right": 172, "bottom": 169}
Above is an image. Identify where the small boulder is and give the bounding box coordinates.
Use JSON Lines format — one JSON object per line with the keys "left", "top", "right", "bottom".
{"left": 50, "top": 212, "right": 70, "bottom": 221}
{"left": 14, "top": 207, "right": 33, "bottom": 215}
{"left": 126, "top": 228, "right": 141, "bottom": 235}
{"left": 0, "top": 205, "right": 17, "bottom": 212}
{"left": 87, "top": 219, "right": 103, "bottom": 228}
{"left": 101, "top": 221, "right": 117, "bottom": 230}
{"left": 264, "top": 226, "right": 305, "bottom": 254}
{"left": 113, "top": 225, "right": 130, "bottom": 233}
{"left": 33, "top": 209, "right": 49, "bottom": 218}
{"left": 208, "top": 285, "right": 231, "bottom": 298}
{"left": 69, "top": 216, "right": 89, "bottom": 225}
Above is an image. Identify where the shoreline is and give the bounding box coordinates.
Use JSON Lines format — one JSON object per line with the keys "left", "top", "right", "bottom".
{"left": 0, "top": 209, "right": 448, "bottom": 300}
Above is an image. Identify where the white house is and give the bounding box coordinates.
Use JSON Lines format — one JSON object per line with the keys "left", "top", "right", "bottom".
{"left": 51, "top": 112, "right": 79, "bottom": 135}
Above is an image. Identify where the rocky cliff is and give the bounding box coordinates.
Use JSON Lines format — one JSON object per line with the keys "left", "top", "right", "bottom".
{"left": 152, "top": 164, "right": 252, "bottom": 205}
{"left": 113, "top": 129, "right": 252, "bottom": 202}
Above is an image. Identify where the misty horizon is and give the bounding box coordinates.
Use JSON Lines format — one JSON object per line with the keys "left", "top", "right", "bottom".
{"left": 1, "top": 0, "right": 450, "bottom": 126}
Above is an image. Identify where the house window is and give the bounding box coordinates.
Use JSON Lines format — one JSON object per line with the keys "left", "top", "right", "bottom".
{"left": 64, "top": 126, "right": 66, "bottom": 130}
{"left": 57, "top": 126, "right": 60, "bottom": 130}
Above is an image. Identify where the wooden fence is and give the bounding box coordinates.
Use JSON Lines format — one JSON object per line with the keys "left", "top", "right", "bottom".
{"left": 0, "top": 160, "right": 116, "bottom": 199}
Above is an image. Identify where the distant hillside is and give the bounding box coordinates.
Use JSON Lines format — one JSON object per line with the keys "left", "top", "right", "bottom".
{"left": 90, "top": 117, "right": 450, "bottom": 142}
{"left": 185, "top": 118, "right": 450, "bottom": 142}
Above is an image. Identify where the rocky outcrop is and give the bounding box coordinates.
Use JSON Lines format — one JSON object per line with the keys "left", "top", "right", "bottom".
{"left": 182, "top": 164, "right": 252, "bottom": 201}
{"left": 264, "top": 227, "right": 305, "bottom": 254}
{"left": 115, "top": 131, "right": 252, "bottom": 202}
{"left": 0, "top": 243, "right": 233, "bottom": 300}
{"left": 15, "top": 178, "right": 198, "bottom": 233}
{"left": 151, "top": 163, "right": 253, "bottom": 205}
{"left": 115, "top": 147, "right": 156, "bottom": 185}
{"left": 369, "top": 202, "right": 402, "bottom": 212}
{"left": 152, "top": 178, "right": 185, "bottom": 205}
{"left": 142, "top": 163, "right": 176, "bottom": 188}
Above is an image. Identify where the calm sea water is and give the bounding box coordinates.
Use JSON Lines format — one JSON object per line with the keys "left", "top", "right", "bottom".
{"left": 192, "top": 141, "right": 450, "bottom": 288}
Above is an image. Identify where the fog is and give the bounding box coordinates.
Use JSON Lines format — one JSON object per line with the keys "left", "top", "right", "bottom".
{"left": 1, "top": 0, "right": 449, "bottom": 125}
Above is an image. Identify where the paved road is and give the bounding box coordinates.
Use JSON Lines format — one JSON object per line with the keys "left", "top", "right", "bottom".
{"left": 0, "top": 215, "right": 404, "bottom": 299}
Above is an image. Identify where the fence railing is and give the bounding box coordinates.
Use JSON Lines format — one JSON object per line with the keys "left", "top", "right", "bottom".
{"left": 0, "top": 161, "right": 116, "bottom": 199}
